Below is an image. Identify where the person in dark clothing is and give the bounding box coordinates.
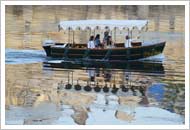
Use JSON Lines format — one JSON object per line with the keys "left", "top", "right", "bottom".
{"left": 94, "top": 34, "right": 101, "bottom": 48}
{"left": 106, "top": 36, "right": 114, "bottom": 48}
{"left": 94, "top": 34, "right": 102, "bottom": 48}
{"left": 103, "top": 31, "right": 109, "bottom": 45}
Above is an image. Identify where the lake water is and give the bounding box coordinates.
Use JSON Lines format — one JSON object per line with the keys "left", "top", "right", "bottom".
{"left": 5, "top": 5, "right": 185, "bottom": 125}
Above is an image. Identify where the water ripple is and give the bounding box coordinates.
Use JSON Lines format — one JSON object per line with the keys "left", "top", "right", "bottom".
{"left": 5, "top": 49, "right": 46, "bottom": 64}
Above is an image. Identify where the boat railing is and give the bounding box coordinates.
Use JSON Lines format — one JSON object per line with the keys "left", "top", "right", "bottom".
{"left": 52, "top": 39, "right": 163, "bottom": 49}
{"left": 142, "top": 39, "right": 164, "bottom": 46}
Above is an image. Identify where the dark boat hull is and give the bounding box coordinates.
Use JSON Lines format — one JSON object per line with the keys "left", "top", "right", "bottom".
{"left": 43, "top": 42, "right": 166, "bottom": 61}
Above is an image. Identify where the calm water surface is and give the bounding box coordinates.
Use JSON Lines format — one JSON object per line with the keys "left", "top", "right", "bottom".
{"left": 5, "top": 5, "right": 185, "bottom": 125}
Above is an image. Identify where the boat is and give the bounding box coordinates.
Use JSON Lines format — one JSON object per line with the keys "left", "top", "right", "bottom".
{"left": 42, "top": 20, "right": 166, "bottom": 61}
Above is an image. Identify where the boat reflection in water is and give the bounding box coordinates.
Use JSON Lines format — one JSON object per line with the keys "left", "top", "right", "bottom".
{"left": 42, "top": 60, "right": 167, "bottom": 124}
{"left": 43, "top": 60, "right": 165, "bottom": 74}
{"left": 43, "top": 60, "right": 164, "bottom": 97}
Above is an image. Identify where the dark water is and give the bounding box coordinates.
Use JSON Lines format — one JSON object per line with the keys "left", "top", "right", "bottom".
{"left": 5, "top": 5, "right": 185, "bottom": 125}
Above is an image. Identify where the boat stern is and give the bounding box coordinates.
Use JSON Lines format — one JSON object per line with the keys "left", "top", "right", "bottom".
{"left": 42, "top": 40, "right": 55, "bottom": 56}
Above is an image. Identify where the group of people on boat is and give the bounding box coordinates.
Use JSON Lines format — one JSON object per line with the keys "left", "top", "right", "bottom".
{"left": 87, "top": 31, "right": 135, "bottom": 49}
{"left": 87, "top": 31, "right": 115, "bottom": 49}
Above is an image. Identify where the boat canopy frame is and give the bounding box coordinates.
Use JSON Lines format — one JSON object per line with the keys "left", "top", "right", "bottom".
{"left": 57, "top": 19, "right": 148, "bottom": 44}
{"left": 58, "top": 20, "right": 148, "bottom": 31}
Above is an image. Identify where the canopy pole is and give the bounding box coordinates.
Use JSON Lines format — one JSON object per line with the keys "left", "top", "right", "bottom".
{"left": 128, "top": 28, "right": 129, "bottom": 47}
{"left": 142, "top": 28, "right": 144, "bottom": 43}
{"left": 68, "top": 28, "right": 71, "bottom": 44}
{"left": 73, "top": 30, "right": 75, "bottom": 45}
{"left": 89, "top": 28, "right": 91, "bottom": 37}
{"left": 114, "top": 27, "right": 116, "bottom": 43}
{"left": 94, "top": 29, "right": 96, "bottom": 36}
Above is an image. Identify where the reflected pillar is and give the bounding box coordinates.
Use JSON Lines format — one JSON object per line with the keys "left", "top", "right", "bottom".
{"left": 23, "top": 5, "right": 33, "bottom": 48}
{"left": 169, "top": 15, "right": 175, "bottom": 30}
{"left": 154, "top": 16, "right": 160, "bottom": 31}
{"left": 137, "top": 5, "right": 149, "bottom": 19}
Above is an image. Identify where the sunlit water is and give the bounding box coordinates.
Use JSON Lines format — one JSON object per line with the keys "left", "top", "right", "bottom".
{"left": 5, "top": 5, "right": 185, "bottom": 125}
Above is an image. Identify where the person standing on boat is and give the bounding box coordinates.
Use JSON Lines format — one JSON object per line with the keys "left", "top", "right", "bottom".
{"left": 94, "top": 34, "right": 102, "bottom": 48}
{"left": 124, "top": 35, "right": 132, "bottom": 48}
{"left": 103, "top": 31, "right": 109, "bottom": 46}
{"left": 106, "top": 36, "right": 115, "bottom": 48}
{"left": 87, "top": 36, "right": 95, "bottom": 49}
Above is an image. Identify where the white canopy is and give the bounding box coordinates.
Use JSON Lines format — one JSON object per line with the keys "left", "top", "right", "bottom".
{"left": 58, "top": 20, "right": 148, "bottom": 31}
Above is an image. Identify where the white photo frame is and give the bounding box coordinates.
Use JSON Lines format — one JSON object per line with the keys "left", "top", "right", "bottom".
{"left": 1, "top": 1, "right": 189, "bottom": 129}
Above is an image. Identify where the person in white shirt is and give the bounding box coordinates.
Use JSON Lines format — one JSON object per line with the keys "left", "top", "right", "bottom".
{"left": 124, "top": 35, "right": 132, "bottom": 48}
{"left": 87, "top": 36, "right": 95, "bottom": 49}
